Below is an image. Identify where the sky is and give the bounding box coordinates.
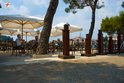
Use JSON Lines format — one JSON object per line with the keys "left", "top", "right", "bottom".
{"left": 0, "top": 0, "right": 124, "bottom": 41}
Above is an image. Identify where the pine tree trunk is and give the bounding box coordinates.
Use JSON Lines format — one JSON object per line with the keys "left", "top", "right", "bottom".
{"left": 36, "top": 0, "right": 59, "bottom": 54}
{"left": 88, "top": 8, "right": 96, "bottom": 39}
{"left": 88, "top": 0, "right": 98, "bottom": 39}
{"left": 87, "top": 0, "right": 98, "bottom": 55}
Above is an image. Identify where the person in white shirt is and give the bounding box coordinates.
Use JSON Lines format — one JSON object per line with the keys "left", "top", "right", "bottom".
{"left": 15, "top": 34, "right": 25, "bottom": 54}
{"left": 16, "top": 34, "right": 22, "bottom": 46}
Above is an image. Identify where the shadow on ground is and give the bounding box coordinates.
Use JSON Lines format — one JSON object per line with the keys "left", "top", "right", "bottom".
{"left": 0, "top": 60, "right": 124, "bottom": 83}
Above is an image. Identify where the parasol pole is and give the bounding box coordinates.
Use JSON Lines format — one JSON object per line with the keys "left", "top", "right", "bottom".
{"left": 26, "top": 32, "right": 28, "bottom": 42}
{"left": 22, "top": 23, "right": 23, "bottom": 39}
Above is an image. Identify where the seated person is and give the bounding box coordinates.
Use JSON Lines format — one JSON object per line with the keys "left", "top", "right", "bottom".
{"left": 16, "top": 34, "right": 25, "bottom": 54}
{"left": 32, "top": 36, "right": 39, "bottom": 52}
{"left": 49, "top": 40, "right": 55, "bottom": 53}
{"left": 57, "top": 38, "right": 62, "bottom": 51}
{"left": 81, "top": 39, "right": 85, "bottom": 49}
{"left": 74, "top": 39, "right": 81, "bottom": 50}
{"left": 51, "top": 40, "right": 55, "bottom": 52}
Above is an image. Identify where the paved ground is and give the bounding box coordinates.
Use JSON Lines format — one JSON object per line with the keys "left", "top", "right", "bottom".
{"left": 0, "top": 53, "right": 124, "bottom": 83}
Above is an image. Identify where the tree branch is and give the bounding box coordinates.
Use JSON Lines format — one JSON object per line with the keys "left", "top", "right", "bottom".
{"left": 94, "top": 0, "right": 98, "bottom": 9}
{"left": 88, "top": 0, "right": 93, "bottom": 9}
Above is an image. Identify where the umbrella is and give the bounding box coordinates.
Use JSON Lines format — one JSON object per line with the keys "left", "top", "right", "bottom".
{"left": 51, "top": 28, "right": 62, "bottom": 37}
{"left": 17, "top": 29, "right": 38, "bottom": 36}
{"left": 0, "top": 27, "right": 18, "bottom": 36}
{"left": 0, "top": 14, "right": 44, "bottom": 39}
{"left": 21, "top": 29, "right": 39, "bottom": 42}
{"left": 51, "top": 23, "right": 82, "bottom": 37}
{"left": 11, "top": 29, "right": 39, "bottom": 42}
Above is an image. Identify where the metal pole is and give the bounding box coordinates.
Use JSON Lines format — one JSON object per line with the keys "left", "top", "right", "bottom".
{"left": 26, "top": 32, "right": 28, "bottom": 42}
{"left": 22, "top": 22, "right": 23, "bottom": 39}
